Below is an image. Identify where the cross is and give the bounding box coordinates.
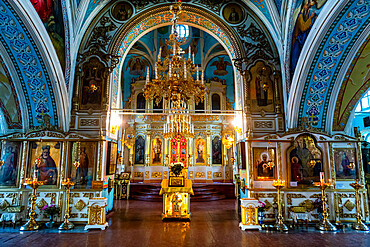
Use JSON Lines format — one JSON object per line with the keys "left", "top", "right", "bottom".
{"left": 171, "top": 194, "right": 182, "bottom": 212}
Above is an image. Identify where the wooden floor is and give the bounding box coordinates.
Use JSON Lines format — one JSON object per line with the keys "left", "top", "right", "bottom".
{"left": 0, "top": 199, "right": 369, "bottom": 247}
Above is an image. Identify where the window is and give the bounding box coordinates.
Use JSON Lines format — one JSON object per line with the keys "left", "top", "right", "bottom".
{"left": 176, "top": 25, "right": 189, "bottom": 38}
{"left": 355, "top": 90, "right": 370, "bottom": 112}
{"left": 195, "top": 99, "right": 205, "bottom": 113}
{"left": 212, "top": 94, "right": 221, "bottom": 112}
{"left": 137, "top": 93, "right": 146, "bottom": 113}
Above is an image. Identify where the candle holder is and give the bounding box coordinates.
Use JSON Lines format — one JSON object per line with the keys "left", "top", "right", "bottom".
{"left": 349, "top": 180, "right": 369, "bottom": 231}
{"left": 272, "top": 179, "right": 288, "bottom": 232}
{"left": 59, "top": 178, "right": 75, "bottom": 230}
{"left": 20, "top": 178, "right": 44, "bottom": 231}
{"left": 313, "top": 181, "right": 337, "bottom": 231}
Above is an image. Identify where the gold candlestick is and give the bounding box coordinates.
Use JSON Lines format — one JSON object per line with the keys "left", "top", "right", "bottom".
{"left": 313, "top": 181, "right": 337, "bottom": 231}
{"left": 59, "top": 178, "right": 75, "bottom": 230}
{"left": 272, "top": 179, "right": 288, "bottom": 232}
{"left": 20, "top": 177, "right": 44, "bottom": 231}
{"left": 350, "top": 180, "right": 369, "bottom": 231}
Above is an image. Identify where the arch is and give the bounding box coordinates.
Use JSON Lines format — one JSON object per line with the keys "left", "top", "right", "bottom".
{"left": 211, "top": 93, "right": 221, "bottom": 112}
{"left": 0, "top": 0, "right": 68, "bottom": 130}
{"left": 108, "top": 4, "right": 244, "bottom": 110}
{"left": 288, "top": 0, "right": 370, "bottom": 132}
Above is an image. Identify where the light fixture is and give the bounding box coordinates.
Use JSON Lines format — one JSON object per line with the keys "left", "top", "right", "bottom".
{"left": 143, "top": 1, "right": 205, "bottom": 139}
{"left": 232, "top": 114, "right": 243, "bottom": 135}
{"left": 110, "top": 111, "right": 121, "bottom": 135}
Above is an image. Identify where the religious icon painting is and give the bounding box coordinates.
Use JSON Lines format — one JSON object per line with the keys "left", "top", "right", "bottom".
{"left": 333, "top": 148, "right": 356, "bottom": 179}
{"left": 222, "top": 3, "right": 245, "bottom": 25}
{"left": 253, "top": 147, "right": 276, "bottom": 180}
{"left": 152, "top": 137, "right": 162, "bottom": 165}
{"left": 28, "top": 141, "right": 61, "bottom": 186}
{"left": 0, "top": 141, "right": 21, "bottom": 187}
{"left": 112, "top": 2, "right": 134, "bottom": 21}
{"left": 106, "top": 142, "right": 118, "bottom": 175}
{"left": 288, "top": 134, "right": 322, "bottom": 187}
{"left": 70, "top": 142, "right": 97, "bottom": 188}
{"left": 195, "top": 138, "right": 206, "bottom": 165}
{"left": 212, "top": 136, "right": 222, "bottom": 164}
{"left": 134, "top": 136, "right": 145, "bottom": 164}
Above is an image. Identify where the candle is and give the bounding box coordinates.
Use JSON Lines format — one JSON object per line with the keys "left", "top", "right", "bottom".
{"left": 188, "top": 46, "right": 191, "bottom": 61}
{"left": 196, "top": 66, "right": 199, "bottom": 81}
{"left": 158, "top": 47, "right": 162, "bottom": 61}
{"left": 33, "top": 170, "right": 37, "bottom": 181}
{"left": 155, "top": 64, "right": 158, "bottom": 79}
{"left": 146, "top": 67, "right": 149, "bottom": 84}
{"left": 201, "top": 70, "right": 204, "bottom": 84}
{"left": 320, "top": 172, "right": 324, "bottom": 183}
{"left": 184, "top": 59, "right": 187, "bottom": 79}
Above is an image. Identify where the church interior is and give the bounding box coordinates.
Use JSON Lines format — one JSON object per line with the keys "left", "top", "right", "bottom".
{"left": 0, "top": 0, "right": 370, "bottom": 245}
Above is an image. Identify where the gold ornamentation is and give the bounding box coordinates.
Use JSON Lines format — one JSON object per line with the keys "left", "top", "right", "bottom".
{"left": 287, "top": 193, "right": 306, "bottom": 205}
{"left": 195, "top": 172, "right": 205, "bottom": 178}
{"left": 272, "top": 179, "right": 288, "bottom": 231}
{"left": 225, "top": 171, "right": 229, "bottom": 179}
{"left": 134, "top": 172, "right": 143, "bottom": 177}
{"left": 75, "top": 200, "right": 87, "bottom": 212}
{"left": 207, "top": 171, "right": 212, "bottom": 179}
{"left": 151, "top": 172, "right": 162, "bottom": 178}
{"left": 81, "top": 213, "right": 88, "bottom": 218}
{"left": 88, "top": 205, "right": 106, "bottom": 225}
{"left": 343, "top": 199, "right": 355, "bottom": 211}
{"left": 189, "top": 171, "right": 193, "bottom": 178}
{"left": 83, "top": 193, "right": 95, "bottom": 198}
{"left": 59, "top": 178, "right": 75, "bottom": 230}
{"left": 36, "top": 198, "right": 47, "bottom": 211}
{"left": 213, "top": 172, "right": 222, "bottom": 178}
{"left": 298, "top": 199, "right": 315, "bottom": 212}
{"left": 0, "top": 199, "right": 10, "bottom": 210}
{"left": 145, "top": 171, "right": 149, "bottom": 179}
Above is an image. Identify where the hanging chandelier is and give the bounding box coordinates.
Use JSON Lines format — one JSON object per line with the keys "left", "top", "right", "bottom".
{"left": 142, "top": 1, "right": 205, "bottom": 139}
{"left": 163, "top": 99, "right": 194, "bottom": 138}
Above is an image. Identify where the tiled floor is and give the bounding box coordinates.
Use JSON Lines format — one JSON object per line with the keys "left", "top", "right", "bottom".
{"left": 0, "top": 199, "right": 369, "bottom": 247}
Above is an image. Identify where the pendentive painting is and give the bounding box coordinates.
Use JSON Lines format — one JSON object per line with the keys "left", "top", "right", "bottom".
{"left": 212, "top": 136, "right": 222, "bottom": 164}
{"left": 28, "top": 141, "right": 61, "bottom": 185}
{"left": 333, "top": 148, "right": 356, "bottom": 179}
{"left": 195, "top": 138, "right": 205, "bottom": 165}
{"left": 112, "top": 2, "right": 134, "bottom": 21}
{"left": 253, "top": 147, "right": 276, "bottom": 180}
{"left": 134, "top": 136, "right": 145, "bottom": 164}
{"left": 70, "top": 142, "right": 96, "bottom": 188}
{"left": 0, "top": 141, "right": 21, "bottom": 186}
{"left": 288, "top": 134, "right": 322, "bottom": 186}
{"left": 152, "top": 137, "right": 162, "bottom": 165}
{"left": 222, "top": 3, "right": 245, "bottom": 25}
{"left": 30, "top": 0, "right": 66, "bottom": 72}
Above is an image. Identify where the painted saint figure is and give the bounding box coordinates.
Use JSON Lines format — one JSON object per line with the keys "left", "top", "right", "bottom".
{"left": 196, "top": 140, "right": 205, "bottom": 163}
{"left": 153, "top": 138, "right": 162, "bottom": 163}
{"left": 257, "top": 153, "right": 273, "bottom": 178}
{"left": 0, "top": 145, "right": 18, "bottom": 186}
{"left": 36, "top": 145, "right": 58, "bottom": 185}
{"left": 228, "top": 7, "right": 240, "bottom": 22}
{"left": 76, "top": 147, "right": 89, "bottom": 185}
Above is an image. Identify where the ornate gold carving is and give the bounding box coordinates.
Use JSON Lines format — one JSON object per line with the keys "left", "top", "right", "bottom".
{"left": 134, "top": 172, "right": 143, "bottom": 177}
{"left": 287, "top": 193, "right": 306, "bottom": 205}
{"left": 75, "top": 200, "right": 87, "bottom": 212}
{"left": 145, "top": 171, "right": 149, "bottom": 179}
{"left": 81, "top": 213, "right": 88, "bottom": 218}
{"left": 264, "top": 200, "right": 272, "bottom": 211}
{"left": 189, "top": 171, "right": 193, "bottom": 179}
{"left": 195, "top": 172, "right": 205, "bottom": 178}
{"left": 45, "top": 193, "right": 57, "bottom": 203}
{"left": 213, "top": 172, "right": 222, "bottom": 178}
{"left": 143, "top": 115, "right": 166, "bottom": 122}
{"left": 151, "top": 172, "right": 162, "bottom": 178}
{"left": 298, "top": 199, "right": 315, "bottom": 212}
{"left": 83, "top": 193, "right": 95, "bottom": 198}
{"left": 207, "top": 171, "right": 212, "bottom": 179}
{"left": 88, "top": 205, "right": 106, "bottom": 225}
{"left": 0, "top": 199, "right": 10, "bottom": 210}
{"left": 343, "top": 199, "right": 355, "bottom": 211}
{"left": 225, "top": 171, "right": 229, "bottom": 179}
{"left": 243, "top": 205, "right": 257, "bottom": 226}
{"left": 70, "top": 193, "right": 80, "bottom": 198}
{"left": 36, "top": 198, "right": 47, "bottom": 211}
{"left": 192, "top": 115, "right": 219, "bottom": 121}
{"left": 70, "top": 213, "right": 78, "bottom": 218}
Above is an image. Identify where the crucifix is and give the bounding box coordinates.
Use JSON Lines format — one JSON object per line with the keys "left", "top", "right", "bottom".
{"left": 171, "top": 194, "right": 182, "bottom": 212}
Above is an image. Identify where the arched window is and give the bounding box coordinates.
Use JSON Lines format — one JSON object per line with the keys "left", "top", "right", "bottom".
{"left": 153, "top": 98, "right": 163, "bottom": 113}
{"left": 212, "top": 94, "right": 221, "bottom": 112}
{"left": 176, "top": 25, "right": 189, "bottom": 38}
{"left": 195, "top": 99, "right": 205, "bottom": 113}
{"left": 137, "top": 93, "right": 146, "bottom": 113}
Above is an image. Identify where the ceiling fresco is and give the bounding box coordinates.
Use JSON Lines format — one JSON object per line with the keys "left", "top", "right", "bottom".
{"left": 298, "top": 0, "right": 370, "bottom": 130}
{"left": 0, "top": 0, "right": 58, "bottom": 128}
{"left": 333, "top": 36, "right": 370, "bottom": 131}
{"left": 0, "top": 55, "right": 22, "bottom": 129}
